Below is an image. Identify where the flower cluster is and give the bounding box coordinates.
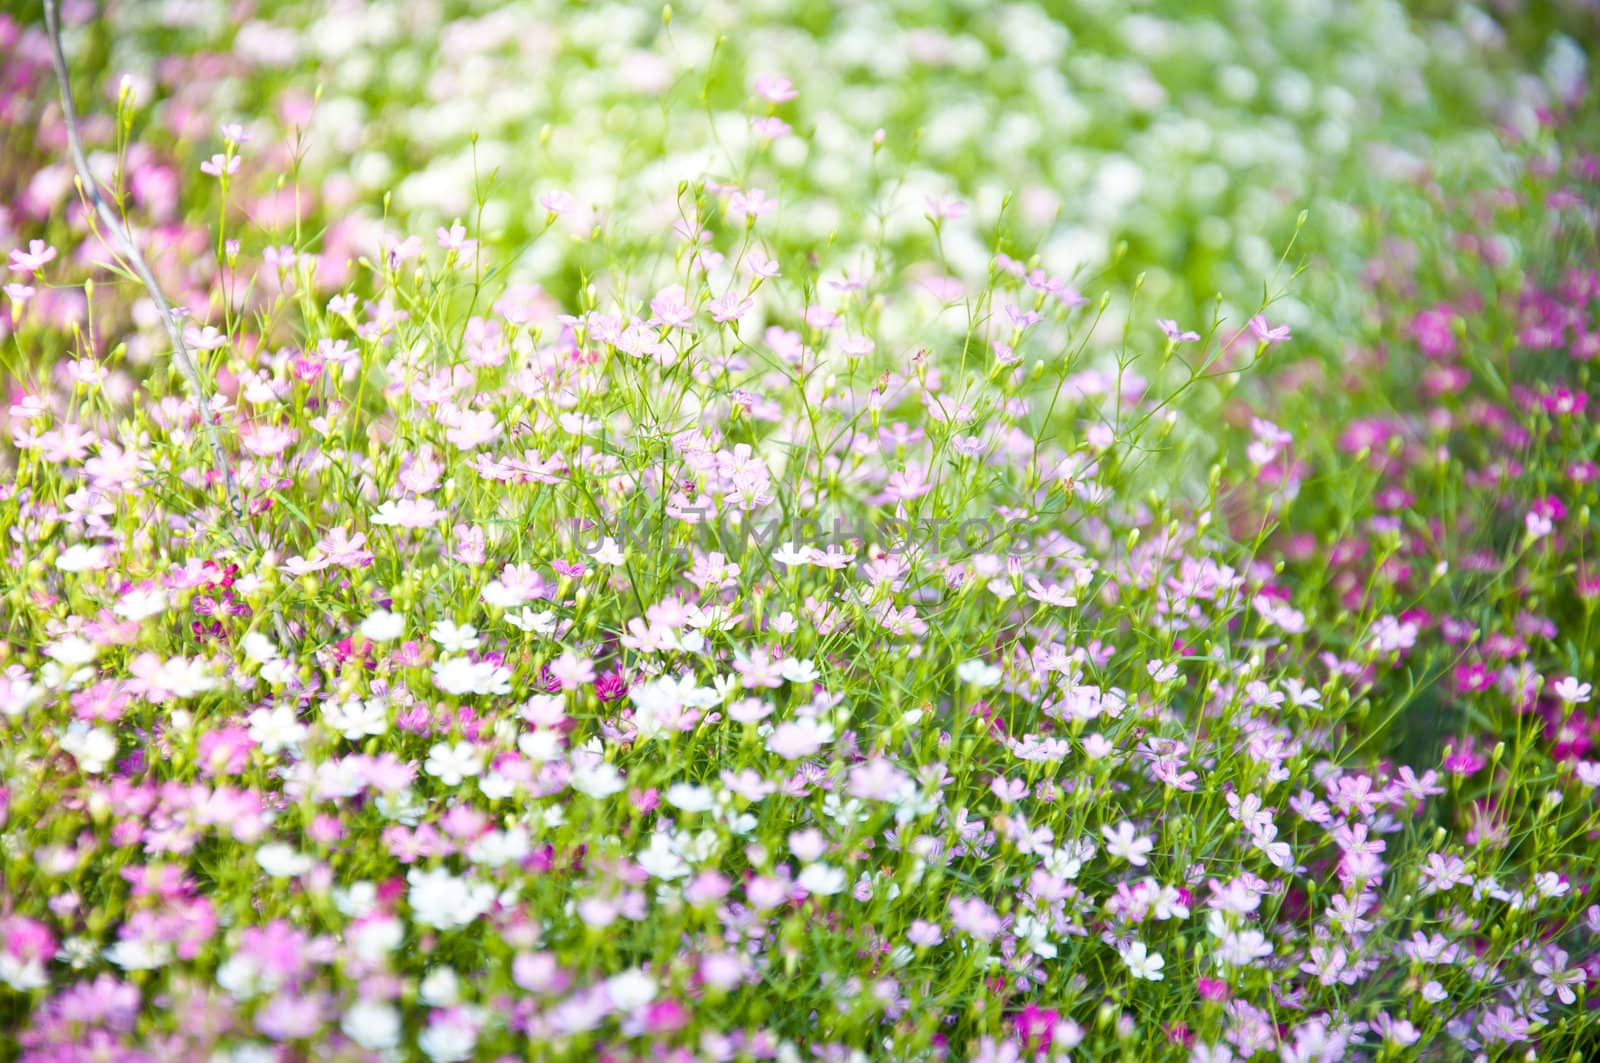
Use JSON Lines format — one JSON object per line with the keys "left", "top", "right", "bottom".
{"left": 1, "top": 2, "right": 1599, "bottom": 1060}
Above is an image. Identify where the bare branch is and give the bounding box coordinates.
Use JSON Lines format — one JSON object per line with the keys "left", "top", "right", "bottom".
{"left": 42, "top": 0, "right": 245, "bottom": 520}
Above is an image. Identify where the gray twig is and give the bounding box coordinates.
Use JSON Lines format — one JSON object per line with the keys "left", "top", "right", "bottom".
{"left": 42, "top": 0, "right": 245, "bottom": 520}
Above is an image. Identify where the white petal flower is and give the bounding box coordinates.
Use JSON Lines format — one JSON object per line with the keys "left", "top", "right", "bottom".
{"left": 55, "top": 543, "right": 109, "bottom": 572}
{"left": 665, "top": 783, "right": 716, "bottom": 812}
{"left": 1119, "top": 941, "right": 1165, "bottom": 981}
{"left": 606, "top": 968, "right": 657, "bottom": 1011}
{"left": 60, "top": 723, "right": 116, "bottom": 774}
{"left": 114, "top": 588, "right": 168, "bottom": 621}
{"left": 423, "top": 741, "right": 483, "bottom": 786}
{"left": 406, "top": 867, "right": 494, "bottom": 929}
{"left": 247, "top": 704, "right": 308, "bottom": 756}
{"left": 359, "top": 609, "right": 406, "bottom": 642}
{"left": 256, "top": 843, "right": 314, "bottom": 878}
{"left": 956, "top": 659, "right": 1002, "bottom": 688}
{"left": 341, "top": 1001, "right": 401, "bottom": 1050}
{"left": 798, "top": 862, "right": 847, "bottom": 896}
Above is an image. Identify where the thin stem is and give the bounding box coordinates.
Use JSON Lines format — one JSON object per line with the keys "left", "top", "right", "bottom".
{"left": 42, "top": 0, "right": 245, "bottom": 520}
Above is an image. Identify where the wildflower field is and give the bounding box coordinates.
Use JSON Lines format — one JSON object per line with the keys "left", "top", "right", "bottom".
{"left": 3, "top": 0, "right": 1600, "bottom": 1058}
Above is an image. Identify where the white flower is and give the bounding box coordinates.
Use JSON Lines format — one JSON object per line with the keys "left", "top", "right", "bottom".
{"left": 481, "top": 580, "right": 527, "bottom": 609}
{"left": 1, "top": 674, "right": 44, "bottom": 718}
{"left": 957, "top": 658, "right": 1002, "bottom": 688}
{"left": 359, "top": 609, "right": 406, "bottom": 641}
{"left": 590, "top": 536, "right": 626, "bottom": 566}
{"left": 259, "top": 658, "right": 294, "bottom": 686}
{"left": 247, "top": 704, "right": 308, "bottom": 755}
{"left": 241, "top": 632, "right": 279, "bottom": 662}
{"left": 323, "top": 697, "right": 388, "bottom": 740}
{"left": 57, "top": 937, "right": 96, "bottom": 971}
{"left": 606, "top": 969, "right": 658, "bottom": 1011}
{"left": 114, "top": 588, "right": 168, "bottom": 621}
{"left": 479, "top": 771, "right": 518, "bottom": 800}
{"left": 431, "top": 656, "right": 478, "bottom": 695}
{"left": 104, "top": 938, "right": 172, "bottom": 971}
{"left": 986, "top": 577, "right": 1016, "bottom": 601}
{"left": 628, "top": 675, "right": 693, "bottom": 738}
{"left": 333, "top": 881, "right": 379, "bottom": 918}
{"left": 1014, "top": 914, "right": 1058, "bottom": 959}
{"left": 507, "top": 607, "right": 559, "bottom": 635}
{"left": 0, "top": 954, "right": 48, "bottom": 990}
{"left": 216, "top": 954, "right": 264, "bottom": 998}
{"left": 517, "top": 729, "right": 564, "bottom": 762}
{"left": 430, "top": 620, "right": 480, "bottom": 652}
{"left": 431, "top": 656, "right": 511, "bottom": 696}
{"left": 406, "top": 867, "right": 494, "bottom": 929}
{"left": 570, "top": 758, "right": 625, "bottom": 798}
{"left": 45, "top": 636, "right": 99, "bottom": 668}
{"left": 779, "top": 657, "right": 820, "bottom": 684}
{"left": 256, "top": 843, "right": 314, "bottom": 878}
{"left": 353, "top": 918, "right": 403, "bottom": 961}
{"left": 419, "top": 1016, "right": 478, "bottom": 1063}
{"left": 1553, "top": 676, "right": 1592, "bottom": 704}
{"left": 798, "top": 862, "right": 847, "bottom": 896}
{"left": 156, "top": 656, "right": 219, "bottom": 698}
{"left": 1120, "top": 941, "right": 1165, "bottom": 981}
{"left": 341, "top": 1000, "right": 401, "bottom": 1050}
{"left": 60, "top": 722, "right": 116, "bottom": 773}
{"left": 467, "top": 828, "right": 530, "bottom": 867}
{"left": 423, "top": 741, "right": 483, "bottom": 786}
{"left": 1042, "top": 841, "right": 1091, "bottom": 880}
{"left": 55, "top": 543, "right": 109, "bottom": 572}
{"left": 419, "top": 967, "right": 461, "bottom": 1006}
{"left": 771, "top": 541, "right": 813, "bottom": 566}
{"left": 665, "top": 783, "right": 716, "bottom": 813}
{"left": 637, "top": 832, "right": 691, "bottom": 879}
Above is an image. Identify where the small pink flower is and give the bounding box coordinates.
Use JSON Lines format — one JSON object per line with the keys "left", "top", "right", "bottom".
{"left": 753, "top": 74, "right": 797, "bottom": 103}
{"left": 708, "top": 292, "right": 754, "bottom": 323}
{"left": 1248, "top": 314, "right": 1292, "bottom": 344}
{"left": 199, "top": 153, "right": 240, "bottom": 177}
{"left": 7, "top": 240, "right": 57, "bottom": 274}
{"left": 751, "top": 116, "right": 791, "bottom": 139}
{"left": 184, "top": 325, "right": 228, "bottom": 351}
{"left": 727, "top": 187, "right": 775, "bottom": 220}
{"left": 436, "top": 221, "right": 477, "bottom": 255}
{"left": 1158, "top": 318, "right": 1200, "bottom": 343}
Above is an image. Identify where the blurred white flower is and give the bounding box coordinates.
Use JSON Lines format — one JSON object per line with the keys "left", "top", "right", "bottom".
{"left": 359, "top": 609, "right": 406, "bottom": 641}
{"left": 342, "top": 1000, "right": 401, "bottom": 1050}
{"left": 55, "top": 543, "right": 109, "bottom": 572}
{"left": 247, "top": 704, "right": 307, "bottom": 755}
{"left": 60, "top": 723, "right": 115, "bottom": 774}
{"left": 256, "top": 843, "right": 314, "bottom": 878}
{"left": 423, "top": 741, "right": 483, "bottom": 786}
